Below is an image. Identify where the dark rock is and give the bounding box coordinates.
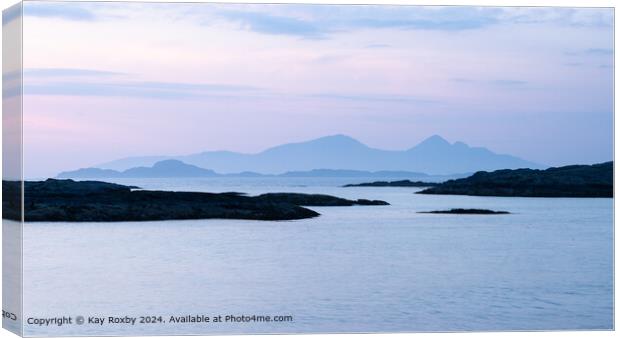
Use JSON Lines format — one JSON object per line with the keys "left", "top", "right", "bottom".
{"left": 354, "top": 199, "right": 390, "bottom": 206}
{"left": 343, "top": 180, "right": 439, "bottom": 187}
{"left": 3, "top": 179, "right": 388, "bottom": 222}
{"left": 417, "top": 162, "right": 612, "bottom": 197}
{"left": 419, "top": 208, "right": 509, "bottom": 215}
{"left": 255, "top": 193, "right": 389, "bottom": 206}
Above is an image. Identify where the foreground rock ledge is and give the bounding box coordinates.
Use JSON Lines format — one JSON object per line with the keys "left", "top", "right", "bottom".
{"left": 2, "top": 179, "right": 389, "bottom": 222}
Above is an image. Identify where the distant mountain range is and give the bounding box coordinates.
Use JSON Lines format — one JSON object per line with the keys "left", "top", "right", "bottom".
{"left": 58, "top": 160, "right": 218, "bottom": 179}
{"left": 60, "top": 134, "right": 544, "bottom": 177}
{"left": 57, "top": 160, "right": 465, "bottom": 180}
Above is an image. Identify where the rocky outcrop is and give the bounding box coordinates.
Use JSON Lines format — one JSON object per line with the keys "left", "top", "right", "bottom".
{"left": 3, "top": 179, "right": 389, "bottom": 222}
{"left": 343, "top": 180, "right": 439, "bottom": 187}
{"left": 418, "top": 162, "right": 612, "bottom": 197}
{"left": 419, "top": 208, "right": 509, "bottom": 215}
{"left": 256, "top": 193, "right": 389, "bottom": 206}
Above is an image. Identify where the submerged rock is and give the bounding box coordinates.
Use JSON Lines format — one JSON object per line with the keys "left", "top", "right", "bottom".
{"left": 342, "top": 180, "right": 439, "bottom": 187}
{"left": 419, "top": 208, "right": 510, "bottom": 215}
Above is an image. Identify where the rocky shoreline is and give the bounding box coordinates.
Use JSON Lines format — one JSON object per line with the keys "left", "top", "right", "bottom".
{"left": 418, "top": 162, "right": 612, "bottom": 197}
{"left": 2, "top": 179, "right": 389, "bottom": 222}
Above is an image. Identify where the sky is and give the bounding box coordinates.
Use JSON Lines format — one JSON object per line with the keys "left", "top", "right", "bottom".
{"left": 8, "top": 1, "right": 614, "bottom": 178}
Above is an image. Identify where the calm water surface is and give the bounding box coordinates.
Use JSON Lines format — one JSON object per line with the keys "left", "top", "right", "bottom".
{"left": 15, "top": 178, "right": 613, "bottom": 335}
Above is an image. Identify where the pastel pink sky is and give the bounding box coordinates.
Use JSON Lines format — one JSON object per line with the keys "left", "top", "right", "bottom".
{"left": 8, "top": 1, "right": 614, "bottom": 178}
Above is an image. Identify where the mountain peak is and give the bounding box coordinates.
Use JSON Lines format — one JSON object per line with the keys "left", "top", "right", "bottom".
{"left": 152, "top": 159, "right": 193, "bottom": 168}
{"left": 416, "top": 135, "right": 451, "bottom": 148}
{"left": 307, "top": 134, "right": 372, "bottom": 151}
{"left": 315, "top": 134, "right": 362, "bottom": 144}
{"left": 264, "top": 134, "right": 366, "bottom": 154}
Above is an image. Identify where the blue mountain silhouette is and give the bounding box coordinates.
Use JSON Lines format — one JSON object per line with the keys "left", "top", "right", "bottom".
{"left": 58, "top": 160, "right": 218, "bottom": 178}
{"left": 84, "top": 134, "right": 543, "bottom": 175}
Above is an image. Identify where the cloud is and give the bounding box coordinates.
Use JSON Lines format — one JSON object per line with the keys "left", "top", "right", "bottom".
{"left": 2, "top": 3, "right": 21, "bottom": 25}
{"left": 585, "top": 48, "right": 613, "bottom": 56}
{"left": 500, "top": 7, "right": 613, "bottom": 28}
{"left": 23, "top": 80, "right": 261, "bottom": 100}
{"left": 24, "top": 2, "right": 96, "bottom": 21}
{"left": 348, "top": 12, "right": 497, "bottom": 31}
{"left": 339, "top": 6, "right": 611, "bottom": 32}
{"left": 565, "top": 48, "right": 613, "bottom": 57}
{"left": 208, "top": 6, "right": 614, "bottom": 39}
{"left": 123, "top": 81, "right": 258, "bottom": 92}
{"left": 21, "top": 67, "right": 260, "bottom": 100}
{"left": 2, "top": 86, "right": 21, "bottom": 99}
{"left": 452, "top": 78, "right": 528, "bottom": 87}
{"left": 451, "top": 78, "right": 475, "bottom": 83}
{"left": 490, "top": 79, "right": 528, "bottom": 86}
{"left": 564, "top": 62, "right": 584, "bottom": 67}
{"left": 218, "top": 10, "right": 325, "bottom": 39}
{"left": 309, "top": 54, "right": 349, "bottom": 64}
{"left": 3, "top": 71, "right": 20, "bottom": 82}
{"left": 365, "top": 44, "right": 392, "bottom": 49}
{"left": 24, "top": 68, "right": 125, "bottom": 77}
{"left": 307, "top": 93, "right": 436, "bottom": 104}
{"left": 213, "top": 6, "right": 503, "bottom": 39}
{"left": 3, "top": 70, "right": 21, "bottom": 98}
{"left": 325, "top": 6, "right": 502, "bottom": 32}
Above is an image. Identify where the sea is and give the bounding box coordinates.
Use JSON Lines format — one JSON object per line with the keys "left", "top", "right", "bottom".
{"left": 4, "top": 177, "right": 614, "bottom": 336}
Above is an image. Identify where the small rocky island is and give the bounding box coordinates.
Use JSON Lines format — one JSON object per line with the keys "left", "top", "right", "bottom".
{"left": 418, "top": 162, "right": 613, "bottom": 197}
{"left": 419, "top": 208, "right": 509, "bottom": 215}
{"left": 343, "top": 180, "right": 439, "bottom": 187}
{"left": 2, "top": 179, "right": 389, "bottom": 222}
